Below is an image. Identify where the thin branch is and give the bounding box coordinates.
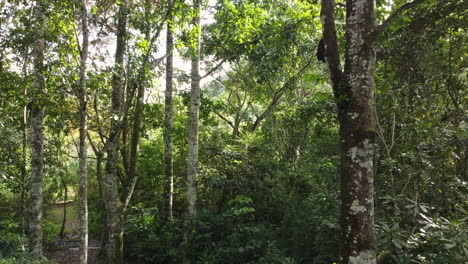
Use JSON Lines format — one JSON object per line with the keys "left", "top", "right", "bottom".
{"left": 377, "top": 0, "right": 427, "bottom": 33}
{"left": 93, "top": 93, "right": 107, "bottom": 145}
{"left": 215, "top": 112, "right": 235, "bottom": 129}
{"left": 86, "top": 131, "right": 101, "bottom": 156}
{"left": 200, "top": 59, "right": 226, "bottom": 79}
{"left": 251, "top": 57, "right": 313, "bottom": 132}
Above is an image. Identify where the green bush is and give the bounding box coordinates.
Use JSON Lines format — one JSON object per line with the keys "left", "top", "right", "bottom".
{"left": 0, "top": 218, "right": 27, "bottom": 259}
{"left": 124, "top": 205, "right": 183, "bottom": 264}
{"left": 0, "top": 256, "right": 55, "bottom": 264}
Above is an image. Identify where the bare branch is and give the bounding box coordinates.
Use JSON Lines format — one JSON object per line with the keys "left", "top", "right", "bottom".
{"left": 201, "top": 59, "right": 226, "bottom": 80}
{"left": 377, "top": 0, "right": 427, "bottom": 33}
{"left": 215, "top": 112, "right": 235, "bottom": 129}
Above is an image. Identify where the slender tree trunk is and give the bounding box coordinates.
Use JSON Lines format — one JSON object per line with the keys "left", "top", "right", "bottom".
{"left": 103, "top": 0, "right": 127, "bottom": 263}
{"left": 87, "top": 135, "right": 108, "bottom": 255}
{"left": 125, "top": 52, "right": 145, "bottom": 212}
{"left": 59, "top": 179, "right": 68, "bottom": 238}
{"left": 20, "top": 87, "right": 28, "bottom": 235}
{"left": 187, "top": 0, "right": 201, "bottom": 221}
{"left": 95, "top": 152, "right": 108, "bottom": 253}
{"left": 29, "top": 0, "right": 45, "bottom": 259}
{"left": 78, "top": 0, "right": 89, "bottom": 262}
{"left": 163, "top": 0, "right": 174, "bottom": 223}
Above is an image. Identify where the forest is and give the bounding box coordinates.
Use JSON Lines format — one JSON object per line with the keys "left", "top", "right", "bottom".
{"left": 0, "top": 0, "right": 466, "bottom": 263}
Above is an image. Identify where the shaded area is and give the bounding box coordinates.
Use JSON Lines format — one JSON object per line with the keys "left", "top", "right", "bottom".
{"left": 44, "top": 202, "right": 102, "bottom": 264}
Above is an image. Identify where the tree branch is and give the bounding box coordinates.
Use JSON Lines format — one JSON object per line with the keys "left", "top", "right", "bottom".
{"left": 377, "top": 0, "right": 427, "bottom": 33}
{"left": 215, "top": 112, "right": 235, "bottom": 129}
{"left": 251, "top": 57, "right": 313, "bottom": 132}
{"left": 320, "top": 0, "right": 343, "bottom": 92}
{"left": 200, "top": 59, "right": 226, "bottom": 80}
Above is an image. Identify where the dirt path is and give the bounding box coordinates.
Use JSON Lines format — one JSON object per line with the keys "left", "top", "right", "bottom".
{"left": 44, "top": 202, "right": 102, "bottom": 264}
{"left": 45, "top": 239, "right": 102, "bottom": 264}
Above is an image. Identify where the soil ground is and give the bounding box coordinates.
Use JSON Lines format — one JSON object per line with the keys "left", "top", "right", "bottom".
{"left": 44, "top": 202, "right": 102, "bottom": 264}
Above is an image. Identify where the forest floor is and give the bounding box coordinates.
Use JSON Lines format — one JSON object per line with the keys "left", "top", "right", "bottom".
{"left": 44, "top": 202, "right": 102, "bottom": 264}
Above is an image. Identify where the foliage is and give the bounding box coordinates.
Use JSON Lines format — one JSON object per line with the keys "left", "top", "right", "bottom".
{"left": 0, "top": 218, "right": 27, "bottom": 259}
{"left": 0, "top": 0, "right": 466, "bottom": 263}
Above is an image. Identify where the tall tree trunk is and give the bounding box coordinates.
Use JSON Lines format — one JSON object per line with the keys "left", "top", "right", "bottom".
{"left": 337, "top": 0, "right": 378, "bottom": 260}
{"left": 103, "top": 0, "right": 128, "bottom": 263}
{"left": 21, "top": 86, "right": 28, "bottom": 235}
{"left": 125, "top": 51, "right": 145, "bottom": 212}
{"left": 321, "top": 0, "right": 377, "bottom": 263}
{"left": 187, "top": 0, "right": 201, "bottom": 221}
{"left": 163, "top": 0, "right": 174, "bottom": 223}
{"left": 320, "top": 0, "right": 426, "bottom": 263}
{"left": 78, "top": 0, "right": 89, "bottom": 263}
{"left": 29, "top": 0, "right": 45, "bottom": 259}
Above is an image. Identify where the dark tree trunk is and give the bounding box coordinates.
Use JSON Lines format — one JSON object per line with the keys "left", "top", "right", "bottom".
{"left": 59, "top": 180, "right": 68, "bottom": 238}
{"left": 103, "top": 0, "right": 128, "bottom": 263}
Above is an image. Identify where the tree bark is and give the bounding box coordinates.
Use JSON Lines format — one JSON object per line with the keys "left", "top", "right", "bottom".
{"left": 187, "top": 0, "right": 201, "bottom": 221}
{"left": 103, "top": 0, "right": 128, "bottom": 263}
{"left": 320, "top": 0, "right": 427, "bottom": 263}
{"left": 21, "top": 86, "right": 28, "bottom": 235}
{"left": 78, "top": 0, "right": 89, "bottom": 263}
{"left": 163, "top": 0, "right": 174, "bottom": 223}
{"left": 29, "top": 0, "right": 45, "bottom": 259}
{"left": 320, "top": 0, "right": 377, "bottom": 263}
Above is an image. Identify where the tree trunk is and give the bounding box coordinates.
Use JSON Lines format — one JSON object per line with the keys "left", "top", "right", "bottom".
{"left": 95, "top": 152, "right": 108, "bottom": 254}
{"left": 125, "top": 53, "right": 145, "bottom": 212}
{"left": 59, "top": 179, "right": 68, "bottom": 238}
{"left": 320, "top": 0, "right": 377, "bottom": 263}
{"left": 103, "top": 0, "right": 128, "bottom": 263}
{"left": 78, "top": 0, "right": 89, "bottom": 262}
{"left": 29, "top": 0, "right": 45, "bottom": 259}
{"left": 187, "top": 0, "right": 201, "bottom": 221}
{"left": 321, "top": 1, "right": 427, "bottom": 262}
{"left": 163, "top": 0, "right": 174, "bottom": 223}
{"left": 20, "top": 87, "right": 28, "bottom": 235}
{"left": 87, "top": 136, "right": 108, "bottom": 256}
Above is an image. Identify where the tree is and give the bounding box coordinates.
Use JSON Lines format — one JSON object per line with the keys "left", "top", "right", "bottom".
{"left": 102, "top": 0, "right": 128, "bottom": 262}
{"left": 29, "top": 0, "right": 45, "bottom": 259}
{"left": 77, "top": 0, "right": 89, "bottom": 263}
{"left": 319, "top": 0, "right": 426, "bottom": 263}
{"left": 163, "top": 0, "right": 175, "bottom": 223}
{"left": 187, "top": 0, "right": 201, "bottom": 221}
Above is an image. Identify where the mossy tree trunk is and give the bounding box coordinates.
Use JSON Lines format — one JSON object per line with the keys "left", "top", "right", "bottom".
{"left": 103, "top": 0, "right": 128, "bottom": 263}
